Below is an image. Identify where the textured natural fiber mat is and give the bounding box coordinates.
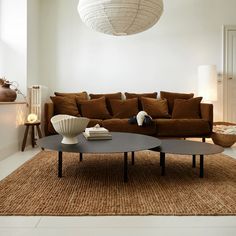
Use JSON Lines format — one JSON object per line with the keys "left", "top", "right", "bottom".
{"left": 0, "top": 150, "right": 235, "bottom": 216}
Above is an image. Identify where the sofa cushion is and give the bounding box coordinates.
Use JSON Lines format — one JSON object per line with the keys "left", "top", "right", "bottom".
{"left": 89, "top": 92, "right": 122, "bottom": 114}
{"left": 50, "top": 96, "right": 80, "bottom": 117}
{"left": 160, "top": 91, "right": 194, "bottom": 114}
{"left": 110, "top": 98, "right": 139, "bottom": 118}
{"left": 141, "top": 97, "right": 170, "bottom": 118}
{"left": 87, "top": 119, "right": 103, "bottom": 128}
{"left": 154, "top": 119, "right": 211, "bottom": 137}
{"left": 102, "top": 119, "right": 156, "bottom": 135}
{"left": 76, "top": 96, "right": 111, "bottom": 119}
{"left": 125, "top": 92, "right": 157, "bottom": 110}
{"left": 54, "top": 91, "right": 88, "bottom": 100}
{"left": 172, "top": 97, "right": 203, "bottom": 119}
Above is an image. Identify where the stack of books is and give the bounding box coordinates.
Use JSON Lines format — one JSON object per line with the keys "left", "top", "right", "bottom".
{"left": 83, "top": 126, "right": 112, "bottom": 140}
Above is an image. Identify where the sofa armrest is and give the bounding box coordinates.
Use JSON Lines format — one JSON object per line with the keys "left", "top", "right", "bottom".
{"left": 200, "top": 103, "right": 213, "bottom": 130}
{"left": 44, "top": 102, "right": 54, "bottom": 136}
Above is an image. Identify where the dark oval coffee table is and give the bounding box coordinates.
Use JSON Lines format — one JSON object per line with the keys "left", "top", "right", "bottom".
{"left": 153, "top": 139, "right": 224, "bottom": 178}
{"left": 37, "top": 132, "right": 161, "bottom": 182}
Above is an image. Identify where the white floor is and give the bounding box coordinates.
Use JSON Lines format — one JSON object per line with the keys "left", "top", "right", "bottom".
{"left": 0, "top": 143, "right": 236, "bottom": 236}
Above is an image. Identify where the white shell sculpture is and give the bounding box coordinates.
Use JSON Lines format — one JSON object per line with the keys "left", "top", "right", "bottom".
{"left": 137, "top": 111, "right": 148, "bottom": 126}
{"left": 78, "top": 0, "right": 164, "bottom": 36}
{"left": 51, "top": 115, "right": 90, "bottom": 144}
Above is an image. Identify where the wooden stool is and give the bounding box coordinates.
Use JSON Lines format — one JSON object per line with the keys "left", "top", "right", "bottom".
{"left": 21, "top": 121, "right": 43, "bottom": 152}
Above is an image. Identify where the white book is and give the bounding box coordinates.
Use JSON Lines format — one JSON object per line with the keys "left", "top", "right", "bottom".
{"left": 88, "top": 132, "right": 112, "bottom": 137}
{"left": 83, "top": 132, "right": 112, "bottom": 140}
{"left": 85, "top": 127, "right": 109, "bottom": 135}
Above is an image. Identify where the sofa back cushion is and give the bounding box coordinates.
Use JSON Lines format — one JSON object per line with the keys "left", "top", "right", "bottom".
{"left": 50, "top": 96, "right": 80, "bottom": 117}
{"left": 54, "top": 91, "right": 88, "bottom": 100}
{"left": 141, "top": 97, "right": 170, "bottom": 118}
{"left": 125, "top": 92, "right": 157, "bottom": 110}
{"left": 172, "top": 97, "right": 203, "bottom": 119}
{"left": 160, "top": 91, "right": 194, "bottom": 114}
{"left": 110, "top": 98, "right": 139, "bottom": 118}
{"left": 76, "top": 96, "right": 111, "bottom": 119}
{"left": 89, "top": 92, "right": 122, "bottom": 114}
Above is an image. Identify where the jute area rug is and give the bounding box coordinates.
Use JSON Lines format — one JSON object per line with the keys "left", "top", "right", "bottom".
{"left": 0, "top": 150, "right": 236, "bottom": 216}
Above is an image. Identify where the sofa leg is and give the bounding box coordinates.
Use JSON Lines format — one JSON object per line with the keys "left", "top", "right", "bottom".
{"left": 202, "top": 137, "right": 206, "bottom": 143}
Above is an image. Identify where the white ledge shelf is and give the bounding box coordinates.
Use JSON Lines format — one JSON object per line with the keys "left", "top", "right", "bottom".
{"left": 0, "top": 101, "right": 27, "bottom": 105}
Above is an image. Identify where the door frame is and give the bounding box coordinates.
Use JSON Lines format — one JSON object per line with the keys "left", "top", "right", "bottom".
{"left": 223, "top": 25, "right": 236, "bottom": 121}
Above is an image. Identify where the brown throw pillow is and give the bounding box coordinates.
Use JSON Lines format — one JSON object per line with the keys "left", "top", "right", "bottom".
{"left": 125, "top": 92, "right": 158, "bottom": 110}
{"left": 54, "top": 91, "right": 88, "bottom": 100}
{"left": 89, "top": 92, "right": 122, "bottom": 114}
{"left": 110, "top": 98, "right": 139, "bottom": 118}
{"left": 50, "top": 96, "right": 80, "bottom": 117}
{"left": 172, "top": 97, "right": 203, "bottom": 119}
{"left": 160, "top": 91, "right": 194, "bottom": 114}
{"left": 76, "top": 96, "right": 111, "bottom": 119}
{"left": 141, "top": 97, "right": 170, "bottom": 118}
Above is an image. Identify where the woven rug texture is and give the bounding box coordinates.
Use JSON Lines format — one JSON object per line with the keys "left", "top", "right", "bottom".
{"left": 0, "top": 150, "right": 236, "bottom": 216}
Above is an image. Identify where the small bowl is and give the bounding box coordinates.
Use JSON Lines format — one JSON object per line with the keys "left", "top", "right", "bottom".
{"left": 212, "top": 122, "right": 236, "bottom": 147}
{"left": 211, "top": 133, "right": 236, "bottom": 148}
{"left": 51, "top": 115, "right": 89, "bottom": 144}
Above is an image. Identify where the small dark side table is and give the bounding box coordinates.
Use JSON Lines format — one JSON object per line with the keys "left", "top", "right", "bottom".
{"left": 152, "top": 139, "right": 224, "bottom": 178}
{"left": 21, "top": 121, "right": 43, "bottom": 152}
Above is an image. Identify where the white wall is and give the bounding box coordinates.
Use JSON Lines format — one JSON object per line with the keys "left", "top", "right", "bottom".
{"left": 0, "top": 0, "right": 27, "bottom": 159}
{"left": 27, "top": 0, "right": 39, "bottom": 87}
{"left": 0, "top": 0, "right": 27, "bottom": 94}
{"left": 0, "top": 104, "right": 26, "bottom": 160}
{"left": 38, "top": 0, "right": 236, "bottom": 120}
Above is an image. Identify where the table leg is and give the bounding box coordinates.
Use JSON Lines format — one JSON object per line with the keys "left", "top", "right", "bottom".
{"left": 200, "top": 154, "right": 204, "bottom": 178}
{"left": 192, "top": 155, "right": 196, "bottom": 168}
{"left": 80, "top": 153, "right": 83, "bottom": 162}
{"left": 21, "top": 125, "right": 29, "bottom": 152}
{"left": 131, "top": 151, "right": 135, "bottom": 165}
{"left": 160, "top": 152, "right": 165, "bottom": 176}
{"left": 31, "top": 125, "right": 35, "bottom": 148}
{"left": 58, "top": 151, "right": 62, "bottom": 178}
{"left": 36, "top": 125, "right": 44, "bottom": 150}
{"left": 36, "top": 125, "right": 43, "bottom": 138}
{"left": 160, "top": 153, "right": 162, "bottom": 166}
{"left": 124, "top": 152, "right": 128, "bottom": 182}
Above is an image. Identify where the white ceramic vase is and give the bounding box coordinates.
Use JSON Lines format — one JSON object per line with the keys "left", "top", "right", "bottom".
{"left": 51, "top": 115, "right": 90, "bottom": 144}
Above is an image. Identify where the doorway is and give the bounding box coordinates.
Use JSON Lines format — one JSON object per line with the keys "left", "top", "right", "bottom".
{"left": 223, "top": 25, "right": 236, "bottom": 122}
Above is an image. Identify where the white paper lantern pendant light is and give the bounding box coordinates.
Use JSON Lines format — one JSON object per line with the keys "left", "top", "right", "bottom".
{"left": 78, "top": 0, "right": 164, "bottom": 36}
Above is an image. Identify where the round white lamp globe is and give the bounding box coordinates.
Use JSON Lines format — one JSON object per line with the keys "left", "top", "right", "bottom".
{"left": 27, "top": 113, "right": 38, "bottom": 123}
{"left": 78, "top": 0, "right": 164, "bottom": 36}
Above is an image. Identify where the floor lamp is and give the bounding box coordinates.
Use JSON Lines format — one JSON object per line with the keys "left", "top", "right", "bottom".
{"left": 198, "top": 65, "right": 217, "bottom": 102}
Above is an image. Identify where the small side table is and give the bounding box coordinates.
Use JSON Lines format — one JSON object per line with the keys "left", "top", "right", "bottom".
{"left": 21, "top": 121, "right": 43, "bottom": 152}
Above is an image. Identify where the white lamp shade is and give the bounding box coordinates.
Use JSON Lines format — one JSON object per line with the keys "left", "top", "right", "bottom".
{"left": 198, "top": 65, "right": 217, "bottom": 102}
{"left": 27, "top": 113, "right": 38, "bottom": 123}
{"left": 78, "top": 0, "right": 164, "bottom": 36}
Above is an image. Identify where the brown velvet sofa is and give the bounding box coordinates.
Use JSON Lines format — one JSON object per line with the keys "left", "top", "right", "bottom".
{"left": 44, "top": 91, "right": 213, "bottom": 139}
